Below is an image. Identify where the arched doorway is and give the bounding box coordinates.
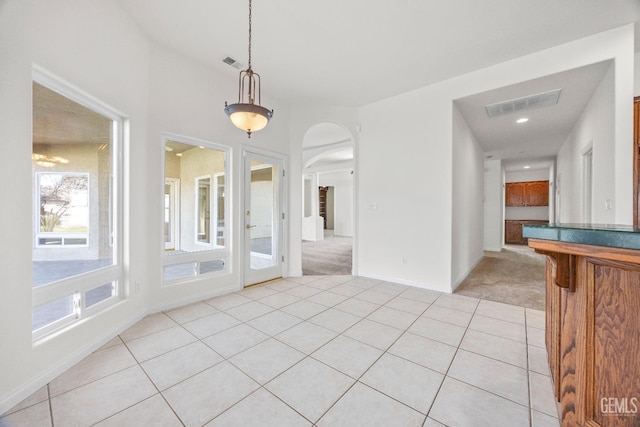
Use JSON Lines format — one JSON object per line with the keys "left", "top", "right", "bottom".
{"left": 301, "top": 123, "right": 354, "bottom": 275}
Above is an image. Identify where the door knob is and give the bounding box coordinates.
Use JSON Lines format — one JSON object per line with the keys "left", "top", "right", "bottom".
{"left": 246, "top": 224, "right": 256, "bottom": 229}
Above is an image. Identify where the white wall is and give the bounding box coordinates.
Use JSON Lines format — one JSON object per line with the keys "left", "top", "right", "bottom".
{"left": 357, "top": 25, "right": 634, "bottom": 291}
{"left": 451, "top": 104, "right": 485, "bottom": 289}
{"left": 483, "top": 159, "right": 504, "bottom": 251}
{"left": 505, "top": 169, "right": 550, "bottom": 183}
{"left": 318, "top": 170, "right": 354, "bottom": 237}
{"left": 635, "top": 52, "right": 640, "bottom": 96}
{"left": 556, "top": 63, "right": 616, "bottom": 224}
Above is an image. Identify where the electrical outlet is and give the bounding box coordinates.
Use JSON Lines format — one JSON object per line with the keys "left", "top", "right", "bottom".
{"left": 135, "top": 281, "right": 140, "bottom": 293}
{"left": 401, "top": 258, "right": 407, "bottom": 265}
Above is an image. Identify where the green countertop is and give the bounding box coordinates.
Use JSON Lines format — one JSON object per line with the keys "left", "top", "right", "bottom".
{"left": 522, "top": 223, "right": 640, "bottom": 250}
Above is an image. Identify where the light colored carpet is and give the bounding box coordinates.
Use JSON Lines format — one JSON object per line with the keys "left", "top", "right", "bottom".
{"left": 455, "top": 245, "right": 546, "bottom": 310}
{"left": 302, "top": 234, "right": 352, "bottom": 275}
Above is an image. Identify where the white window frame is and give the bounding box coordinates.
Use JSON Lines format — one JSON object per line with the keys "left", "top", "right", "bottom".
{"left": 161, "top": 133, "right": 231, "bottom": 286}
{"left": 32, "top": 66, "right": 125, "bottom": 341}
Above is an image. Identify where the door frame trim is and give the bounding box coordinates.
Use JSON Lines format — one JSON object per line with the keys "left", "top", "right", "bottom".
{"left": 241, "top": 146, "right": 288, "bottom": 286}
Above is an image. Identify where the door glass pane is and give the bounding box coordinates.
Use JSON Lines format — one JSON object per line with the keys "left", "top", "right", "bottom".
{"left": 250, "top": 162, "right": 277, "bottom": 270}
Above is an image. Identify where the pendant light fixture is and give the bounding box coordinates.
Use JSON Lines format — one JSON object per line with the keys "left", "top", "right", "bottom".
{"left": 224, "top": 0, "right": 273, "bottom": 138}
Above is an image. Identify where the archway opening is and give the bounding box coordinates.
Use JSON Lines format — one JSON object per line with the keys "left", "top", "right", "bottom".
{"left": 301, "top": 123, "right": 354, "bottom": 275}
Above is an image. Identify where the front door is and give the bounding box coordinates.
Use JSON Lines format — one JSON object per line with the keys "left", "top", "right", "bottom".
{"left": 243, "top": 150, "right": 284, "bottom": 286}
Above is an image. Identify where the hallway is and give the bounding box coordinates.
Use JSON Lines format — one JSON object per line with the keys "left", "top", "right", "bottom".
{"left": 455, "top": 245, "right": 546, "bottom": 311}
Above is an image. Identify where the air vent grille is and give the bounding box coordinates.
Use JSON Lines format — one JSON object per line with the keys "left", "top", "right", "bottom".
{"left": 222, "top": 56, "right": 244, "bottom": 70}
{"left": 485, "top": 89, "right": 561, "bottom": 118}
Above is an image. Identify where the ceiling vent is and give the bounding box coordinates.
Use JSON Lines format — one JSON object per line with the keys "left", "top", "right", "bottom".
{"left": 485, "top": 88, "right": 562, "bottom": 118}
{"left": 222, "top": 56, "right": 244, "bottom": 70}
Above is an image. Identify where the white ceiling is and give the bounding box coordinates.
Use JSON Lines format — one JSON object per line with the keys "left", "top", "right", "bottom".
{"left": 302, "top": 123, "right": 353, "bottom": 170}
{"left": 455, "top": 60, "right": 613, "bottom": 166}
{"left": 104, "top": 2, "right": 640, "bottom": 172}
{"left": 119, "top": 0, "right": 640, "bottom": 107}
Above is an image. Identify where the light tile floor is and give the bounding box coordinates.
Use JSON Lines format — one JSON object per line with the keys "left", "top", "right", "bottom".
{"left": 1, "top": 275, "right": 560, "bottom": 427}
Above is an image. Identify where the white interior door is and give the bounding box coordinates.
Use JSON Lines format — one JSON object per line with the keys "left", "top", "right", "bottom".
{"left": 243, "top": 150, "right": 284, "bottom": 286}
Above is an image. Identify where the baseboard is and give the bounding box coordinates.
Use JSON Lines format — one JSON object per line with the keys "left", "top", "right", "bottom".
{"left": 356, "top": 271, "right": 451, "bottom": 294}
{"left": 149, "top": 283, "right": 241, "bottom": 313}
{"left": 0, "top": 311, "right": 146, "bottom": 415}
{"left": 451, "top": 254, "right": 484, "bottom": 292}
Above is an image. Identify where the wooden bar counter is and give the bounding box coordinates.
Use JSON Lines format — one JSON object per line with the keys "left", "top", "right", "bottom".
{"left": 523, "top": 224, "right": 640, "bottom": 427}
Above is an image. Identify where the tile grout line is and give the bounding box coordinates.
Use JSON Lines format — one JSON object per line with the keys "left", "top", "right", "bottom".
{"left": 47, "top": 384, "right": 53, "bottom": 427}
{"left": 525, "top": 308, "right": 534, "bottom": 427}
{"left": 310, "top": 298, "right": 435, "bottom": 424}
{"left": 422, "top": 297, "right": 480, "bottom": 424}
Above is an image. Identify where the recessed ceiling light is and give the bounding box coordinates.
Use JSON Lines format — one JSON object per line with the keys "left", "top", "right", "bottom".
{"left": 524, "top": 165, "right": 531, "bottom": 169}
{"left": 516, "top": 117, "right": 529, "bottom": 124}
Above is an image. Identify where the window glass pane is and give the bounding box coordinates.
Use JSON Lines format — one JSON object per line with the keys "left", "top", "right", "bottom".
{"left": 197, "top": 177, "right": 211, "bottom": 243}
{"left": 38, "top": 173, "right": 88, "bottom": 233}
{"left": 215, "top": 174, "right": 225, "bottom": 246}
{"left": 33, "top": 295, "right": 74, "bottom": 331}
{"left": 199, "top": 259, "right": 225, "bottom": 275}
{"left": 164, "top": 262, "right": 197, "bottom": 281}
{"left": 32, "top": 82, "right": 115, "bottom": 287}
{"left": 164, "top": 141, "right": 226, "bottom": 253}
{"left": 85, "top": 283, "right": 115, "bottom": 308}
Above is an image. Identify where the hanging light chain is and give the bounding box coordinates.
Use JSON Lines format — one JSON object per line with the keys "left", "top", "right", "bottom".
{"left": 248, "top": 0, "right": 252, "bottom": 70}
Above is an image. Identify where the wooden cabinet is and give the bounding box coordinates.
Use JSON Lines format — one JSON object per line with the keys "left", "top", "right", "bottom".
{"left": 506, "top": 180, "right": 549, "bottom": 206}
{"left": 529, "top": 239, "right": 640, "bottom": 427}
{"left": 505, "top": 220, "right": 548, "bottom": 244}
{"left": 506, "top": 182, "right": 525, "bottom": 206}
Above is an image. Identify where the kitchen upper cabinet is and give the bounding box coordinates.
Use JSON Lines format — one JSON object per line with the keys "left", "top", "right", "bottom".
{"left": 505, "top": 182, "right": 525, "bottom": 206}
{"left": 506, "top": 180, "right": 549, "bottom": 207}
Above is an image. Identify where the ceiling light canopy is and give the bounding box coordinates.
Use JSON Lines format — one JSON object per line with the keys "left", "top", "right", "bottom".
{"left": 224, "top": 0, "right": 273, "bottom": 138}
